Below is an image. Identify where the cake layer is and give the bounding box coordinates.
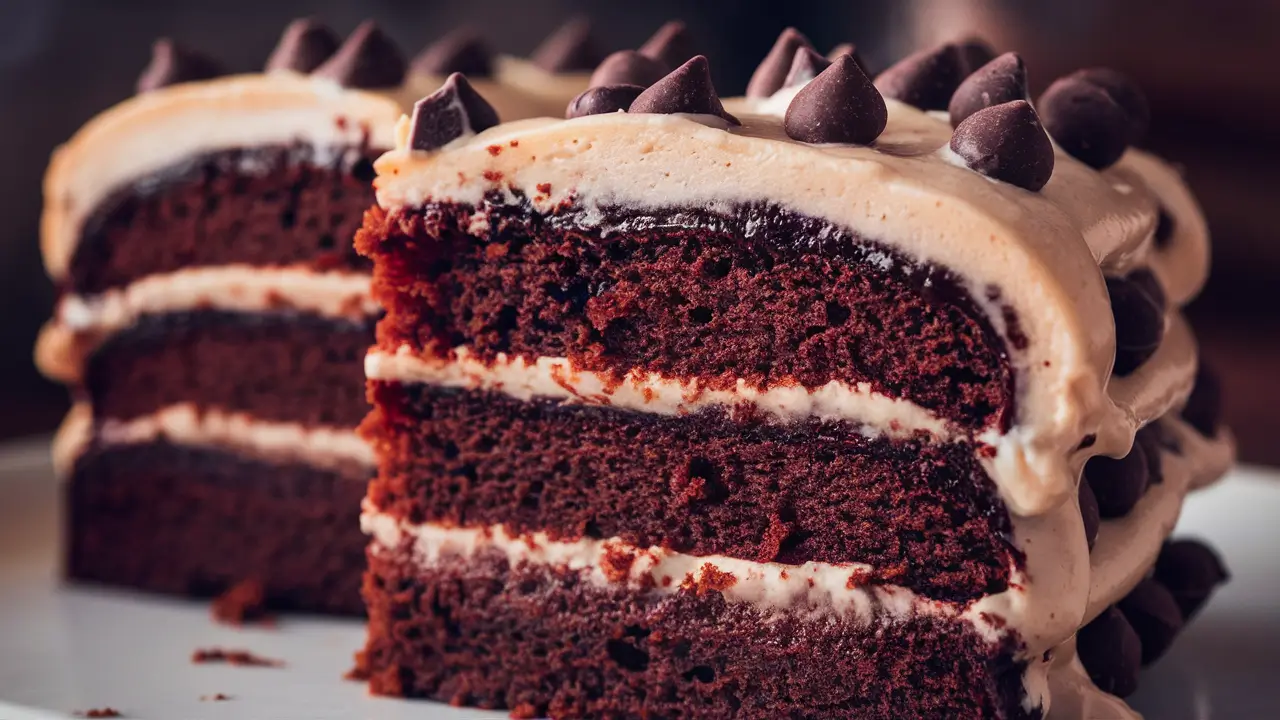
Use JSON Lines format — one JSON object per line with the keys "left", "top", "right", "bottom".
{"left": 360, "top": 544, "right": 1035, "bottom": 719}
{"left": 67, "top": 440, "right": 368, "bottom": 615}
{"left": 66, "top": 142, "right": 378, "bottom": 295}
{"left": 85, "top": 310, "right": 373, "bottom": 427}
{"left": 361, "top": 200, "right": 1014, "bottom": 431}
{"left": 364, "top": 382, "right": 1018, "bottom": 601}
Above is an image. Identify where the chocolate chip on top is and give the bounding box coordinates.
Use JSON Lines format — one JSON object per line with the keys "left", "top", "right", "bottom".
{"left": 956, "top": 37, "right": 997, "bottom": 76}
{"left": 1077, "top": 606, "right": 1143, "bottom": 698}
{"left": 409, "top": 73, "right": 500, "bottom": 152}
{"left": 950, "top": 100, "right": 1055, "bottom": 192}
{"left": 826, "top": 43, "right": 871, "bottom": 75}
{"left": 1106, "top": 275, "right": 1165, "bottom": 375}
{"left": 746, "top": 27, "right": 814, "bottom": 98}
{"left": 1118, "top": 578, "right": 1185, "bottom": 665}
{"left": 1084, "top": 444, "right": 1150, "bottom": 519}
{"left": 784, "top": 55, "right": 886, "bottom": 145}
{"left": 783, "top": 46, "right": 832, "bottom": 89}
{"left": 136, "top": 38, "right": 226, "bottom": 94}
{"left": 566, "top": 85, "right": 644, "bottom": 119}
{"left": 1038, "top": 75, "right": 1131, "bottom": 169}
{"left": 1071, "top": 67, "right": 1150, "bottom": 144}
{"left": 638, "top": 21, "right": 697, "bottom": 70}
{"left": 948, "top": 52, "right": 1027, "bottom": 128}
{"left": 312, "top": 20, "right": 407, "bottom": 89}
{"left": 264, "top": 18, "right": 341, "bottom": 74}
{"left": 412, "top": 27, "right": 494, "bottom": 78}
{"left": 531, "top": 17, "right": 603, "bottom": 73}
{"left": 590, "top": 50, "right": 668, "bottom": 89}
{"left": 629, "top": 56, "right": 739, "bottom": 125}
{"left": 874, "top": 43, "right": 966, "bottom": 111}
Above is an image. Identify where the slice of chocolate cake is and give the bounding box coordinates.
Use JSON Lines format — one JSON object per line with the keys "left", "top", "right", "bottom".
{"left": 36, "top": 19, "right": 586, "bottom": 615}
{"left": 354, "top": 39, "right": 1232, "bottom": 718}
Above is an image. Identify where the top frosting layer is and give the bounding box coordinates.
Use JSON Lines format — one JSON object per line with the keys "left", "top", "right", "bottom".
{"left": 372, "top": 95, "right": 1209, "bottom": 516}
{"left": 42, "top": 66, "right": 578, "bottom": 285}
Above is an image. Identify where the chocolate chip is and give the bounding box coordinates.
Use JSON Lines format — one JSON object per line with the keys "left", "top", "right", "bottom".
{"left": 264, "top": 18, "right": 340, "bottom": 74}
{"left": 590, "top": 51, "right": 668, "bottom": 89}
{"left": 1154, "top": 207, "right": 1176, "bottom": 248}
{"left": 567, "top": 85, "right": 643, "bottom": 119}
{"left": 1182, "top": 363, "right": 1224, "bottom": 437}
{"left": 1126, "top": 268, "right": 1167, "bottom": 314}
{"left": 1107, "top": 276, "right": 1165, "bottom": 375}
{"left": 1072, "top": 68, "right": 1150, "bottom": 144}
{"left": 136, "top": 38, "right": 225, "bottom": 94}
{"left": 1079, "top": 478, "right": 1101, "bottom": 550}
{"left": 313, "top": 21, "right": 406, "bottom": 89}
{"left": 409, "top": 73, "right": 499, "bottom": 152}
{"left": 746, "top": 27, "right": 814, "bottom": 98}
{"left": 874, "top": 43, "right": 965, "bottom": 111}
{"left": 948, "top": 52, "right": 1027, "bottom": 127}
{"left": 1118, "top": 578, "right": 1185, "bottom": 665}
{"left": 957, "top": 37, "right": 997, "bottom": 75}
{"left": 783, "top": 47, "right": 832, "bottom": 89}
{"left": 412, "top": 28, "right": 493, "bottom": 78}
{"left": 784, "top": 55, "right": 886, "bottom": 145}
{"left": 1154, "top": 539, "right": 1229, "bottom": 621}
{"left": 1134, "top": 425, "right": 1165, "bottom": 485}
{"left": 950, "top": 100, "right": 1055, "bottom": 192}
{"left": 638, "top": 21, "right": 697, "bottom": 70}
{"left": 1039, "top": 77, "right": 1131, "bottom": 169}
{"left": 531, "top": 17, "right": 602, "bottom": 73}
{"left": 1084, "top": 445, "right": 1150, "bottom": 519}
{"left": 827, "top": 43, "right": 871, "bottom": 75}
{"left": 1077, "top": 606, "right": 1143, "bottom": 698}
{"left": 629, "top": 56, "right": 739, "bottom": 125}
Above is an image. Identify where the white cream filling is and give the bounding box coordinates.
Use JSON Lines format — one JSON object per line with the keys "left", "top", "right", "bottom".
{"left": 364, "top": 345, "right": 955, "bottom": 439}
{"left": 57, "top": 265, "right": 377, "bottom": 333}
{"left": 77, "top": 403, "right": 373, "bottom": 470}
{"left": 363, "top": 510, "right": 1013, "bottom": 640}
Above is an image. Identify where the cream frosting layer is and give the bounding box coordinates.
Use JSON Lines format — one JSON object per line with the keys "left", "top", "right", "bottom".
{"left": 53, "top": 402, "right": 374, "bottom": 474}
{"left": 42, "top": 74, "right": 406, "bottom": 281}
{"left": 365, "top": 345, "right": 955, "bottom": 440}
{"left": 35, "top": 265, "right": 376, "bottom": 384}
{"left": 371, "top": 100, "right": 1209, "bottom": 517}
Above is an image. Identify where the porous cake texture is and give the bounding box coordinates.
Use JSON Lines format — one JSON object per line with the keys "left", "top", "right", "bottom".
{"left": 354, "top": 30, "right": 1232, "bottom": 719}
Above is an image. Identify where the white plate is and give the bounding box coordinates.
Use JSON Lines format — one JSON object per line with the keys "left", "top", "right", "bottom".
{"left": 1, "top": 437, "right": 1278, "bottom": 719}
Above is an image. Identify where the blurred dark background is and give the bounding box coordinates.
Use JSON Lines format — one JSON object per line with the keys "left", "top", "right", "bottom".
{"left": 1, "top": 1, "right": 1277, "bottom": 462}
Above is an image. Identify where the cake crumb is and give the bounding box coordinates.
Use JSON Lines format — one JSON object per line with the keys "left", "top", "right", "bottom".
{"left": 600, "top": 542, "right": 639, "bottom": 583}
{"left": 846, "top": 568, "right": 874, "bottom": 589}
{"left": 344, "top": 650, "right": 372, "bottom": 681}
{"left": 192, "top": 647, "right": 284, "bottom": 668}
{"left": 536, "top": 182, "right": 552, "bottom": 195}
{"left": 74, "top": 710, "right": 122, "bottom": 718}
{"left": 687, "top": 563, "right": 737, "bottom": 595}
{"left": 211, "top": 579, "right": 273, "bottom": 627}
{"left": 200, "top": 694, "right": 232, "bottom": 702}
{"left": 509, "top": 140, "right": 519, "bottom": 147}
{"left": 510, "top": 702, "right": 540, "bottom": 718}
{"left": 487, "top": 144, "right": 503, "bottom": 156}
{"left": 483, "top": 170, "right": 504, "bottom": 182}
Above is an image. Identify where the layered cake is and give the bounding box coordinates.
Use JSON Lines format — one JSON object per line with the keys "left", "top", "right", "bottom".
{"left": 36, "top": 17, "right": 594, "bottom": 614}
{"left": 354, "top": 30, "right": 1232, "bottom": 719}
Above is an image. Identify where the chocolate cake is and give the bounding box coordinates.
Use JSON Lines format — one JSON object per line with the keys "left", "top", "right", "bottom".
{"left": 354, "top": 31, "right": 1233, "bottom": 718}
{"left": 36, "top": 18, "right": 594, "bottom": 614}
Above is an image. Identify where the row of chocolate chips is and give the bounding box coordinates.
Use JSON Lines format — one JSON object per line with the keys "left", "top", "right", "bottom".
{"left": 411, "top": 21, "right": 709, "bottom": 152}
{"left": 1076, "top": 539, "right": 1228, "bottom": 698}
{"left": 135, "top": 16, "right": 607, "bottom": 95}
{"left": 873, "top": 38, "right": 1150, "bottom": 172}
